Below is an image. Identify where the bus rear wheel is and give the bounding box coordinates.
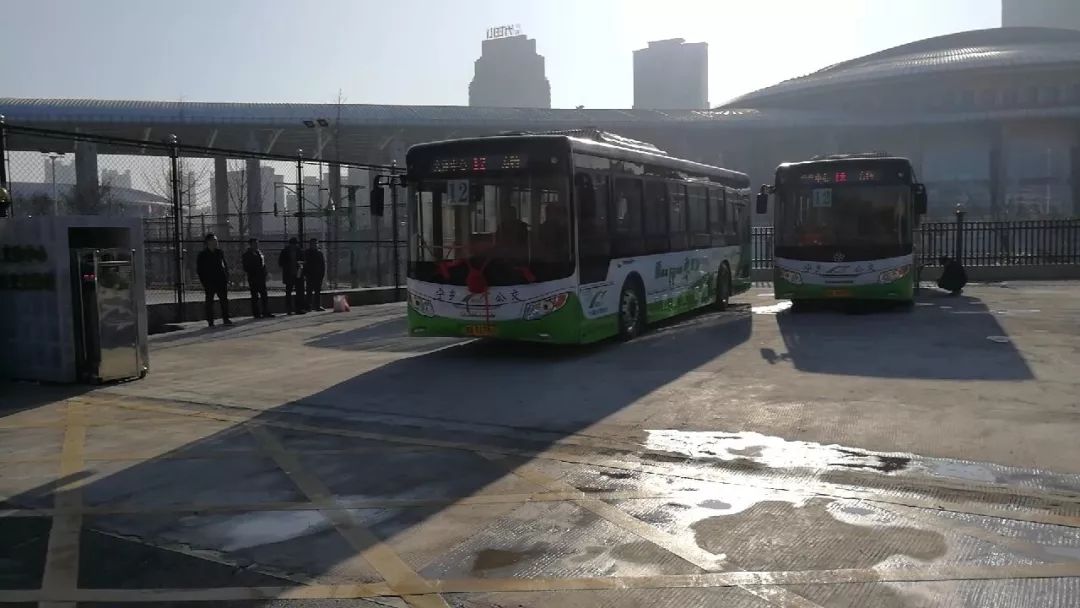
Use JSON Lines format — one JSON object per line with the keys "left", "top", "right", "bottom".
{"left": 715, "top": 264, "right": 732, "bottom": 311}
{"left": 618, "top": 280, "right": 645, "bottom": 340}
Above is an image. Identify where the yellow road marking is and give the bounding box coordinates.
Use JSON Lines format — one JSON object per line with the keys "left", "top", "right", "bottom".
{"left": 81, "top": 396, "right": 1080, "bottom": 530}
{"left": 0, "top": 490, "right": 682, "bottom": 518}
{"left": 0, "top": 416, "right": 201, "bottom": 430}
{"left": 485, "top": 453, "right": 824, "bottom": 608}
{"left": 880, "top": 502, "right": 1080, "bottom": 565}
{"left": 484, "top": 453, "right": 725, "bottom": 572}
{"left": 246, "top": 425, "right": 450, "bottom": 608}
{"left": 40, "top": 401, "right": 87, "bottom": 608}
{"left": 6, "top": 562, "right": 1080, "bottom": 603}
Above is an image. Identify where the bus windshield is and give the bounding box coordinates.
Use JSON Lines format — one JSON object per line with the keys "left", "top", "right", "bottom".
{"left": 408, "top": 174, "right": 572, "bottom": 286}
{"left": 777, "top": 184, "right": 912, "bottom": 260}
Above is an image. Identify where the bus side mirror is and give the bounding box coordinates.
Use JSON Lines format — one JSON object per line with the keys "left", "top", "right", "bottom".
{"left": 371, "top": 186, "right": 385, "bottom": 217}
{"left": 913, "top": 184, "right": 927, "bottom": 216}
{"left": 755, "top": 189, "right": 769, "bottom": 214}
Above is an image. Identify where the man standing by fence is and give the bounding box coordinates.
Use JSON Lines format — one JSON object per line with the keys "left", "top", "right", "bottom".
{"left": 242, "top": 237, "right": 273, "bottom": 319}
{"left": 196, "top": 233, "right": 232, "bottom": 327}
{"left": 305, "top": 238, "right": 326, "bottom": 311}
{"left": 278, "top": 238, "right": 305, "bottom": 315}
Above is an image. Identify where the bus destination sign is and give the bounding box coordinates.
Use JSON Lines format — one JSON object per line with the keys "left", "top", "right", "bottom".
{"left": 430, "top": 154, "right": 527, "bottom": 174}
{"left": 486, "top": 24, "right": 522, "bottom": 40}
{"left": 797, "top": 169, "right": 883, "bottom": 185}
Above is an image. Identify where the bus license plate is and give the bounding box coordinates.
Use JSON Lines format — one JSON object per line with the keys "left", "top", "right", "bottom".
{"left": 464, "top": 324, "right": 497, "bottom": 337}
{"left": 825, "top": 289, "right": 852, "bottom": 298}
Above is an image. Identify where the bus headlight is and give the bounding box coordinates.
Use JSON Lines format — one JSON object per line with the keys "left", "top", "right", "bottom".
{"left": 523, "top": 292, "right": 570, "bottom": 321}
{"left": 779, "top": 269, "right": 803, "bottom": 285}
{"left": 878, "top": 264, "right": 911, "bottom": 284}
{"left": 410, "top": 293, "right": 435, "bottom": 317}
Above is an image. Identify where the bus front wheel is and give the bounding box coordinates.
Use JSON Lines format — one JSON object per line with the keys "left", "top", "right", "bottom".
{"left": 715, "top": 264, "right": 732, "bottom": 311}
{"left": 618, "top": 279, "right": 646, "bottom": 340}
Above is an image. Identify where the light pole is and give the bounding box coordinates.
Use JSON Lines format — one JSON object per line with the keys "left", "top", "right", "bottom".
{"left": 43, "top": 152, "right": 63, "bottom": 215}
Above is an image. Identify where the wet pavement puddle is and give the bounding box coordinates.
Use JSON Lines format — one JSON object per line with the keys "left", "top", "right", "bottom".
{"left": 751, "top": 301, "right": 793, "bottom": 315}
{"left": 643, "top": 429, "right": 1080, "bottom": 500}
{"left": 644, "top": 429, "right": 911, "bottom": 473}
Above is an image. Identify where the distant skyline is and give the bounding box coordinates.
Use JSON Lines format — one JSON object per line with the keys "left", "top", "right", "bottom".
{"left": 0, "top": 0, "right": 1000, "bottom": 108}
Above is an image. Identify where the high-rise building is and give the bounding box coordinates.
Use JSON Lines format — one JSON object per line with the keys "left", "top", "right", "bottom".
{"left": 101, "top": 168, "right": 133, "bottom": 189}
{"left": 633, "top": 38, "right": 708, "bottom": 110}
{"left": 1003, "top": 0, "right": 1080, "bottom": 30}
{"left": 469, "top": 32, "right": 551, "bottom": 108}
{"left": 41, "top": 156, "right": 76, "bottom": 185}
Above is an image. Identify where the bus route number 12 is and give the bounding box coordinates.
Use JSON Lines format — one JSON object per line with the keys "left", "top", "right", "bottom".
{"left": 447, "top": 180, "right": 470, "bottom": 206}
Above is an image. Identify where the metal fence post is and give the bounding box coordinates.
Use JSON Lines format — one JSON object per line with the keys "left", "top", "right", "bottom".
{"left": 169, "top": 135, "right": 185, "bottom": 322}
{"left": 0, "top": 115, "right": 7, "bottom": 188}
{"left": 390, "top": 161, "right": 401, "bottom": 293}
{"left": 295, "top": 150, "right": 305, "bottom": 243}
{"left": 0, "top": 115, "right": 9, "bottom": 218}
{"left": 954, "top": 205, "right": 966, "bottom": 265}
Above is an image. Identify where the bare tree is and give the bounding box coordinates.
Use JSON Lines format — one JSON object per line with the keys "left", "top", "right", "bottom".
{"left": 66, "top": 177, "right": 121, "bottom": 215}
{"left": 141, "top": 156, "right": 212, "bottom": 215}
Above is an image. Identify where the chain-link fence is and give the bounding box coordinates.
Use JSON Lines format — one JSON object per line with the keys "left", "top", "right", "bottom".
{"left": 1, "top": 121, "right": 406, "bottom": 312}
{"left": 5, "top": 121, "right": 1079, "bottom": 311}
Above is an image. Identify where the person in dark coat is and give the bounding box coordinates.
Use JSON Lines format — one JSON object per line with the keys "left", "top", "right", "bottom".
{"left": 937, "top": 256, "right": 968, "bottom": 295}
{"left": 278, "top": 237, "right": 305, "bottom": 315}
{"left": 304, "top": 238, "right": 327, "bottom": 311}
{"left": 241, "top": 237, "right": 273, "bottom": 319}
{"left": 196, "top": 233, "right": 232, "bottom": 327}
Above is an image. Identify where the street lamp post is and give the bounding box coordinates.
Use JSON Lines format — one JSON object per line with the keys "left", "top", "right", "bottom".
{"left": 44, "top": 152, "right": 63, "bottom": 215}
{"left": 295, "top": 149, "right": 305, "bottom": 243}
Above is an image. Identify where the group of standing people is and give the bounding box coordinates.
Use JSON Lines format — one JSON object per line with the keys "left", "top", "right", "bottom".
{"left": 195, "top": 233, "right": 327, "bottom": 327}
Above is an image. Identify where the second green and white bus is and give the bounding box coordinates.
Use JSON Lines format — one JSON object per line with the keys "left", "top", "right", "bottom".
{"left": 756, "top": 153, "right": 927, "bottom": 304}
{"left": 404, "top": 130, "right": 752, "bottom": 343}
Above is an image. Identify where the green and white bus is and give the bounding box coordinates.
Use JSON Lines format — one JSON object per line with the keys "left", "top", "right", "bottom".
{"left": 404, "top": 130, "right": 752, "bottom": 343}
{"left": 756, "top": 154, "right": 927, "bottom": 304}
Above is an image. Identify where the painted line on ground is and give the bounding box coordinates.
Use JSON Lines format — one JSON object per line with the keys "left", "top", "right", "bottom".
{"left": 483, "top": 453, "right": 825, "bottom": 608}
{"left": 39, "top": 401, "right": 87, "bottom": 608}
{"left": 0, "top": 416, "right": 214, "bottom": 430}
{"left": 88, "top": 396, "right": 1080, "bottom": 531}
{"left": 0, "top": 490, "right": 681, "bottom": 518}
{"left": 879, "top": 502, "right": 1080, "bottom": 565}
{"left": 4, "top": 562, "right": 1080, "bottom": 603}
{"left": 246, "top": 424, "right": 450, "bottom": 608}
{"left": 482, "top": 453, "right": 726, "bottom": 572}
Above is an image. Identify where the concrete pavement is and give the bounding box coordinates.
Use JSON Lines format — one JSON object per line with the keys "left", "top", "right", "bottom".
{"left": 3, "top": 282, "right": 1080, "bottom": 606}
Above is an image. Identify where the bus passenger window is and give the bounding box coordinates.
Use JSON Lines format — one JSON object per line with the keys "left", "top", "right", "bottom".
{"left": 577, "top": 172, "right": 611, "bottom": 284}
{"left": 613, "top": 178, "right": 643, "bottom": 236}
{"left": 668, "top": 182, "right": 688, "bottom": 251}
{"left": 709, "top": 188, "right": 726, "bottom": 245}
{"left": 687, "top": 185, "right": 709, "bottom": 248}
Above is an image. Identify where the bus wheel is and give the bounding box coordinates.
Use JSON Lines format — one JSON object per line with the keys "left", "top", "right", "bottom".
{"left": 618, "top": 279, "right": 645, "bottom": 340}
{"left": 715, "top": 264, "right": 732, "bottom": 311}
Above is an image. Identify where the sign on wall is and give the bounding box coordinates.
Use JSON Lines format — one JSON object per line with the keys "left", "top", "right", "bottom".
{"left": 486, "top": 24, "right": 522, "bottom": 40}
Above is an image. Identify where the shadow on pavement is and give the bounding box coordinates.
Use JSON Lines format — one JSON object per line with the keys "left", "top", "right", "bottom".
{"left": 4, "top": 305, "right": 756, "bottom": 596}
{"left": 0, "top": 382, "right": 91, "bottom": 420}
{"left": 761, "top": 293, "right": 1034, "bottom": 380}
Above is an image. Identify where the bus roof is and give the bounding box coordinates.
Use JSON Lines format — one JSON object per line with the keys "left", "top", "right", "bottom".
{"left": 776, "top": 155, "right": 914, "bottom": 172}
{"left": 407, "top": 131, "right": 750, "bottom": 187}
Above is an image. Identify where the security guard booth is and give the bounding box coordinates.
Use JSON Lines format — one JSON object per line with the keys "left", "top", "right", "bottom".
{"left": 0, "top": 217, "right": 148, "bottom": 383}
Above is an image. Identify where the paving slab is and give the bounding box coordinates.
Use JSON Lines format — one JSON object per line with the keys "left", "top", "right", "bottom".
{"left": 2, "top": 283, "right": 1079, "bottom": 607}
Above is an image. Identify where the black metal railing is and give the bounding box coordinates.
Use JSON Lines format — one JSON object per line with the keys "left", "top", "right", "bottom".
{"left": 751, "top": 217, "right": 1080, "bottom": 270}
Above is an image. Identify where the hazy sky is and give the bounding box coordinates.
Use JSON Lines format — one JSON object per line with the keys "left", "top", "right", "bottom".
{"left": 1, "top": 0, "right": 1000, "bottom": 108}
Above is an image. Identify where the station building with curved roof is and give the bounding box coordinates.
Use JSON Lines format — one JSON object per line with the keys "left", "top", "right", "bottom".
{"left": 2, "top": 27, "right": 1078, "bottom": 220}
{"left": 718, "top": 27, "right": 1080, "bottom": 219}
